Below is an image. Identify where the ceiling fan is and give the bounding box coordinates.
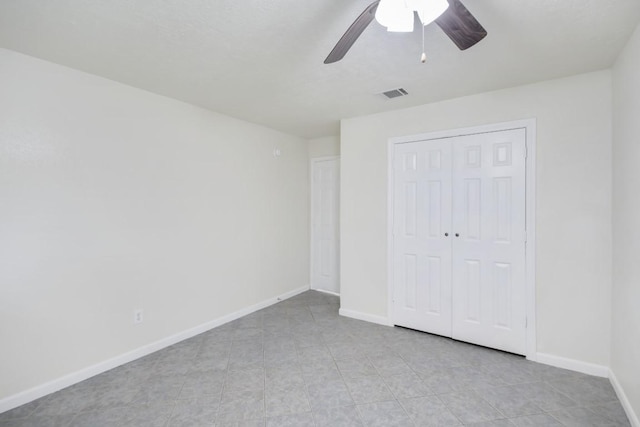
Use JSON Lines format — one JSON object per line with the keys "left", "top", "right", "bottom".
{"left": 324, "top": 0, "right": 487, "bottom": 64}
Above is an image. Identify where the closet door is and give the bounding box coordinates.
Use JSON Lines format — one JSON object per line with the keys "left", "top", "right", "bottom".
{"left": 393, "top": 141, "right": 453, "bottom": 337}
{"left": 450, "top": 129, "right": 527, "bottom": 355}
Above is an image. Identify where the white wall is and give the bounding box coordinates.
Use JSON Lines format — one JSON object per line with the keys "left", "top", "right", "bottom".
{"left": 340, "top": 71, "right": 612, "bottom": 367}
{"left": 308, "top": 135, "right": 340, "bottom": 159}
{"left": 612, "top": 21, "right": 640, "bottom": 422}
{"left": 0, "top": 48, "right": 309, "bottom": 401}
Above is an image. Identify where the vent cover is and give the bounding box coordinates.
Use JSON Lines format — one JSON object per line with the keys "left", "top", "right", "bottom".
{"left": 381, "top": 88, "right": 408, "bottom": 99}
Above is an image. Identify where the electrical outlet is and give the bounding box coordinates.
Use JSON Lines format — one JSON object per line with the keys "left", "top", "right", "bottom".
{"left": 133, "top": 309, "right": 143, "bottom": 324}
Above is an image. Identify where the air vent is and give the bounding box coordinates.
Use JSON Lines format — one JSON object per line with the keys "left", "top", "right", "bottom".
{"left": 381, "top": 88, "right": 408, "bottom": 99}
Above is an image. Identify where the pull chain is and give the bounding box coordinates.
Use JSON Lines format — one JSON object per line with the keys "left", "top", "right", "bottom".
{"left": 421, "top": 22, "right": 427, "bottom": 63}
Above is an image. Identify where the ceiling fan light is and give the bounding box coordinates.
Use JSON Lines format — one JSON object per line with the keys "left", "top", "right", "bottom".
{"left": 385, "top": 12, "right": 414, "bottom": 32}
{"left": 375, "top": 0, "right": 414, "bottom": 32}
{"left": 414, "top": 0, "right": 449, "bottom": 25}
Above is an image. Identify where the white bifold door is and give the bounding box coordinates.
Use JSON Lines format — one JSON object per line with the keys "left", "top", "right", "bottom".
{"left": 392, "top": 129, "right": 527, "bottom": 355}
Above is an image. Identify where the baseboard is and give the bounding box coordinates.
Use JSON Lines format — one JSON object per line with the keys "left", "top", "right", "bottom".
{"left": 536, "top": 352, "right": 609, "bottom": 378}
{"left": 339, "top": 308, "right": 392, "bottom": 327}
{"left": 274, "top": 285, "right": 310, "bottom": 303}
{"left": 312, "top": 288, "right": 340, "bottom": 297}
{"left": 610, "top": 369, "right": 640, "bottom": 427}
{"left": 0, "top": 285, "right": 309, "bottom": 414}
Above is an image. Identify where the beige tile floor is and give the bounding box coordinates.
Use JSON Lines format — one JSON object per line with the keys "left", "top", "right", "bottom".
{"left": 0, "top": 291, "right": 631, "bottom": 426}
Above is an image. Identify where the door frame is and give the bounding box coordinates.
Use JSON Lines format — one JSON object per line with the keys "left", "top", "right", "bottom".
{"left": 310, "top": 155, "right": 341, "bottom": 295}
{"left": 387, "top": 119, "right": 537, "bottom": 360}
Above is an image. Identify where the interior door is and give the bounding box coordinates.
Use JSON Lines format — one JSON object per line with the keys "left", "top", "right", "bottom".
{"left": 451, "top": 129, "right": 527, "bottom": 354}
{"left": 393, "top": 140, "right": 453, "bottom": 337}
{"left": 311, "top": 158, "right": 340, "bottom": 294}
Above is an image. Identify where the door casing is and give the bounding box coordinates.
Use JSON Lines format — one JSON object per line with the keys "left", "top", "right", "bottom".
{"left": 387, "top": 119, "right": 537, "bottom": 360}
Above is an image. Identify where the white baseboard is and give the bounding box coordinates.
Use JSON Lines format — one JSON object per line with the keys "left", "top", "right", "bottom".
{"left": 339, "top": 308, "right": 392, "bottom": 327}
{"left": 536, "top": 352, "right": 609, "bottom": 378}
{"left": 610, "top": 369, "right": 640, "bottom": 427}
{"left": 274, "top": 285, "right": 310, "bottom": 303}
{"left": 0, "top": 285, "right": 309, "bottom": 414}
{"left": 312, "top": 288, "right": 340, "bottom": 297}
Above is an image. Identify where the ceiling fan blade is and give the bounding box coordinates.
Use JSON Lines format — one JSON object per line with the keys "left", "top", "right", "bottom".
{"left": 435, "top": 0, "right": 487, "bottom": 50}
{"left": 324, "top": 1, "right": 380, "bottom": 64}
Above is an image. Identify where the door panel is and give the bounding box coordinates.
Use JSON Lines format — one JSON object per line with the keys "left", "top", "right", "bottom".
{"left": 451, "top": 129, "right": 526, "bottom": 355}
{"left": 464, "top": 178, "right": 481, "bottom": 240}
{"left": 311, "top": 158, "right": 340, "bottom": 294}
{"left": 393, "top": 141, "right": 452, "bottom": 337}
{"left": 462, "top": 258, "right": 481, "bottom": 323}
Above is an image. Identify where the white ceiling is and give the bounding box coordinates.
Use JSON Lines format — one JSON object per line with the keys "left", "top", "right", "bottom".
{"left": 1, "top": 1, "right": 639, "bottom": 138}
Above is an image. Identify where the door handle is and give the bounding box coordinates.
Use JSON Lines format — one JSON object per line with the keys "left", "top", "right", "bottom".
{"left": 445, "top": 233, "right": 449, "bottom": 237}
{"left": 455, "top": 233, "right": 460, "bottom": 237}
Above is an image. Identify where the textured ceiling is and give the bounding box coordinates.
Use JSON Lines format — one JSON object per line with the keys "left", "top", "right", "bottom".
{"left": 1, "top": 0, "right": 639, "bottom": 138}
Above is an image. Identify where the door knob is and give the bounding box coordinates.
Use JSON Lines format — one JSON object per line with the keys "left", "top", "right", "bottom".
{"left": 455, "top": 233, "right": 460, "bottom": 237}
{"left": 445, "top": 233, "right": 449, "bottom": 237}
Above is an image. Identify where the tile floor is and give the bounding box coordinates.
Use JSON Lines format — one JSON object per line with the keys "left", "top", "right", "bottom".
{"left": 0, "top": 291, "right": 631, "bottom": 426}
